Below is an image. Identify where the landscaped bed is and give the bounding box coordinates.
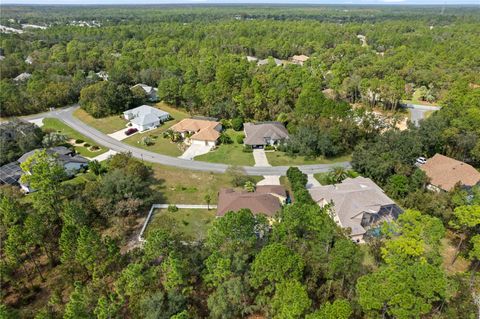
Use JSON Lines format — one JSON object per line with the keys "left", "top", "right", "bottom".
{"left": 195, "top": 129, "right": 254, "bottom": 166}
{"left": 42, "top": 118, "right": 107, "bottom": 158}
{"left": 266, "top": 151, "right": 352, "bottom": 166}
{"left": 146, "top": 208, "right": 216, "bottom": 241}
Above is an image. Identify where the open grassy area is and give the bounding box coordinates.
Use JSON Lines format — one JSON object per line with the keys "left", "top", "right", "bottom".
{"left": 73, "top": 108, "right": 128, "bottom": 134}
{"left": 266, "top": 152, "right": 352, "bottom": 166}
{"left": 122, "top": 103, "right": 190, "bottom": 157}
{"left": 42, "top": 118, "right": 107, "bottom": 158}
{"left": 146, "top": 208, "right": 216, "bottom": 241}
{"left": 314, "top": 170, "right": 359, "bottom": 185}
{"left": 149, "top": 163, "right": 262, "bottom": 204}
{"left": 195, "top": 129, "right": 254, "bottom": 166}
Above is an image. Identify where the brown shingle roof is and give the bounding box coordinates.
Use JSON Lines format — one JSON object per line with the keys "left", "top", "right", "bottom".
{"left": 216, "top": 186, "right": 286, "bottom": 217}
{"left": 170, "top": 118, "right": 221, "bottom": 142}
{"left": 420, "top": 154, "right": 480, "bottom": 191}
{"left": 291, "top": 54, "right": 310, "bottom": 62}
{"left": 244, "top": 122, "right": 289, "bottom": 146}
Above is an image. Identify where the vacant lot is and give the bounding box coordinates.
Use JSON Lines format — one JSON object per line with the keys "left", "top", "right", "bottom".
{"left": 42, "top": 118, "right": 107, "bottom": 158}
{"left": 149, "top": 163, "right": 262, "bottom": 204}
{"left": 266, "top": 152, "right": 352, "bottom": 166}
{"left": 146, "top": 208, "right": 216, "bottom": 241}
{"left": 195, "top": 129, "right": 254, "bottom": 166}
{"left": 123, "top": 103, "right": 190, "bottom": 157}
{"left": 73, "top": 108, "right": 128, "bottom": 134}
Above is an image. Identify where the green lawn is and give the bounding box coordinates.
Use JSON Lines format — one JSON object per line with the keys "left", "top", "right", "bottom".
{"left": 73, "top": 108, "right": 128, "bottom": 134}
{"left": 42, "top": 118, "right": 107, "bottom": 158}
{"left": 314, "top": 170, "right": 360, "bottom": 185}
{"left": 195, "top": 129, "right": 254, "bottom": 166}
{"left": 122, "top": 103, "right": 190, "bottom": 157}
{"left": 149, "top": 163, "right": 261, "bottom": 204}
{"left": 146, "top": 208, "right": 216, "bottom": 241}
{"left": 266, "top": 152, "right": 352, "bottom": 166}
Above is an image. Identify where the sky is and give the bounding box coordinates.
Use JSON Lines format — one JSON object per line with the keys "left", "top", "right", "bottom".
{"left": 2, "top": 0, "right": 479, "bottom": 5}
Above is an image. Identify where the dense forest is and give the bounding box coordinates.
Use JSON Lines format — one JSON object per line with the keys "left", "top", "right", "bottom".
{"left": 1, "top": 5, "right": 480, "bottom": 319}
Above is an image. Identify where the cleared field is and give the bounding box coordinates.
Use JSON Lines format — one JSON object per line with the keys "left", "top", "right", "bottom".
{"left": 195, "top": 129, "right": 254, "bottom": 166}
{"left": 149, "top": 163, "right": 262, "bottom": 204}
{"left": 73, "top": 108, "right": 128, "bottom": 134}
{"left": 42, "top": 118, "right": 107, "bottom": 158}
{"left": 266, "top": 152, "right": 352, "bottom": 166}
{"left": 146, "top": 208, "right": 216, "bottom": 241}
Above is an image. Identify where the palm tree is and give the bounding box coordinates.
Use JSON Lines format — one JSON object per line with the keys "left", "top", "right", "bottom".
{"left": 244, "top": 181, "right": 256, "bottom": 192}
{"left": 204, "top": 194, "right": 212, "bottom": 210}
{"left": 328, "top": 166, "right": 348, "bottom": 184}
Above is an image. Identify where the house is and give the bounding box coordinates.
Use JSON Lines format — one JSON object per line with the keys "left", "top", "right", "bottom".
{"left": 13, "top": 72, "right": 32, "bottom": 82}
{"left": 130, "top": 83, "right": 158, "bottom": 102}
{"left": 216, "top": 185, "right": 287, "bottom": 219}
{"left": 257, "top": 57, "right": 283, "bottom": 67}
{"left": 123, "top": 105, "right": 170, "bottom": 132}
{"left": 291, "top": 54, "right": 310, "bottom": 66}
{"left": 309, "top": 177, "right": 402, "bottom": 243}
{"left": 170, "top": 118, "right": 222, "bottom": 147}
{"left": 1, "top": 147, "right": 89, "bottom": 193}
{"left": 244, "top": 122, "right": 289, "bottom": 148}
{"left": 419, "top": 154, "right": 480, "bottom": 192}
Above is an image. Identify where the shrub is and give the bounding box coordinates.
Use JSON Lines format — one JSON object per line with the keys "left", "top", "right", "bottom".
{"left": 236, "top": 134, "right": 245, "bottom": 144}
{"left": 218, "top": 133, "right": 233, "bottom": 144}
{"left": 84, "top": 143, "right": 91, "bottom": 147}
{"left": 142, "top": 136, "right": 154, "bottom": 146}
{"left": 75, "top": 139, "right": 84, "bottom": 144}
{"left": 167, "top": 205, "right": 178, "bottom": 212}
{"left": 231, "top": 117, "right": 244, "bottom": 131}
{"left": 264, "top": 145, "right": 275, "bottom": 151}
{"left": 243, "top": 145, "right": 253, "bottom": 153}
{"left": 90, "top": 145, "right": 100, "bottom": 151}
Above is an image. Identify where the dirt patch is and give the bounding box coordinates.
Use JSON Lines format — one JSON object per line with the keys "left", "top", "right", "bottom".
{"left": 441, "top": 234, "right": 471, "bottom": 274}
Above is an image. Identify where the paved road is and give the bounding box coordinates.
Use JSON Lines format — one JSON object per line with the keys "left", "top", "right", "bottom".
{"left": 402, "top": 103, "right": 441, "bottom": 126}
{"left": 22, "top": 105, "right": 351, "bottom": 176}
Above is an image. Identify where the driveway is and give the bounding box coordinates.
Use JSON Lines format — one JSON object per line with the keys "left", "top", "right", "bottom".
{"left": 253, "top": 149, "right": 271, "bottom": 167}
{"left": 179, "top": 144, "right": 213, "bottom": 160}
{"left": 257, "top": 176, "right": 281, "bottom": 185}
{"left": 21, "top": 105, "right": 351, "bottom": 176}
{"left": 108, "top": 128, "right": 134, "bottom": 141}
{"left": 89, "top": 150, "right": 118, "bottom": 162}
{"left": 402, "top": 103, "right": 441, "bottom": 126}
{"left": 306, "top": 174, "right": 322, "bottom": 189}
{"left": 28, "top": 118, "right": 44, "bottom": 127}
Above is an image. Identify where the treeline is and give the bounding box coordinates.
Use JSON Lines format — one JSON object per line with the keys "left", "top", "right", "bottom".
{"left": 1, "top": 7, "right": 479, "bottom": 118}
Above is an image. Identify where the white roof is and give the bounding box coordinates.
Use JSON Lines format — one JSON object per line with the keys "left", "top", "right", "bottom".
{"left": 14, "top": 72, "right": 32, "bottom": 81}
{"left": 131, "top": 83, "right": 158, "bottom": 95}
{"left": 124, "top": 105, "right": 170, "bottom": 126}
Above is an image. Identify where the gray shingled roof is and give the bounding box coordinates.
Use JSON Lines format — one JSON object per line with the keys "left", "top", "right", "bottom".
{"left": 124, "top": 105, "right": 170, "bottom": 126}
{"left": 309, "top": 177, "right": 396, "bottom": 236}
{"left": 244, "top": 122, "right": 289, "bottom": 146}
{"left": 17, "top": 147, "right": 88, "bottom": 166}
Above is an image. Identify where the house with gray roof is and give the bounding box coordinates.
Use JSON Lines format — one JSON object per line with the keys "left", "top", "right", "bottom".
{"left": 244, "top": 122, "right": 289, "bottom": 148}
{"left": 130, "top": 83, "right": 158, "bottom": 102}
{"left": 257, "top": 57, "right": 283, "bottom": 67}
{"left": 123, "top": 105, "right": 170, "bottom": 131}
{"left": 309, "top": 177, "right": 402, "bottom": 243}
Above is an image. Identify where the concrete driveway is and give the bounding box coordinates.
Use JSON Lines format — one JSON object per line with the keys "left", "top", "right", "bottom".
{"left": 108, "top": 128, "right": 134, "bottom": 141}
{"left": 402, "top": 103, "right": 441, "bottom": 126}
{"left": 253, "top": 149, "right": 271, "bottom": 167}
{"left": 179, "top": 144, "right": 213, "bottom": 160}
{"left": 306, "top": 174, "right": 322, "bottom": 189}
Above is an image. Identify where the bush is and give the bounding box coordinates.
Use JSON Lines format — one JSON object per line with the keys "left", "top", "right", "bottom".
{"left": 84, "top": 143, "right": 91, "bottom": 147}
{"left": 218, "top": 133, "right": 233, "bottom": 145}
{"left": 264, "top": 145, "right": 275, "bottom": 151}
{"left": 243, "top": 145, "right": 253, "bottom": 153}
{"left": 142, "top": 136, "right": 154, "bottom": 146}
{"left": 75, "top": 139, "right": 84, "bottom": 144}
{"left": 168, "top": 205, "right": 178, "bottom": 212}
{"left": 90, "top": 145, "right": 100, "bottom": 151}
{"left": 286, "top": 167, "right": 315, "bottom": 204}
{"left": 231, "top": 117, "right": 244, "bottom": 131}
{"left": 236, "top": 134, "right": 245, "bottom": 144}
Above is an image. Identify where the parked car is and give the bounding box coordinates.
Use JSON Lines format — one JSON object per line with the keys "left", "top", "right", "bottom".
{"left": 416, "top": 156, "right": 427, "bottom": 165}
{"left": 125, "top": 128, "right": 138, "bottom": 136}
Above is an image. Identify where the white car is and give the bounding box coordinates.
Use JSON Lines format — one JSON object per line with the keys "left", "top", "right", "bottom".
{"left": 416, "top": 157, "right": 427, "bottom": 165}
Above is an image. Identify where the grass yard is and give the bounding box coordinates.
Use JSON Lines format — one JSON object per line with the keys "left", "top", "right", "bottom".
{"left": 42, "top": 118, "right": 107, "bottom": 158}
{"left": 73, "top": 108, "right": 128, "bottom": 134}
{"left": 266, "top": 152, "right": 352, "bottom": 167}
{"left": 146, "top": 208, "right": 216, "bottom": 241}
{"left": 149, "top": 163, "right": 261, "bottom": 204}
{"left": 122, "top": 103, "right": 190, "bottom": 157}
{"left": 195, "top": 129, "right": 254, "bottom": 166}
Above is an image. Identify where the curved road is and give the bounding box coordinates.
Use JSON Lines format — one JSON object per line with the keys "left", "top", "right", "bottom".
{"left": 23, "top": 106, "right": 351, "bottom": 176}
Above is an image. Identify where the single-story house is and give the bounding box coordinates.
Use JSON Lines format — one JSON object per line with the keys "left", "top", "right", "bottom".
{"left": 170, "top": 118, "right": 222, "bottom": 147}
{"left": 290, "top": 54, "right": 309, "bottom": 66}
{"left": 419, "top": 154, "right": 480, "bottom": 192}
{"left": 217, "top": 185, "right": 287, "bottom": 219}
{"left": 309, "top": 177, "right": 402, "bottom": 243}
{"left": 244, "top": 122, "right": 289, "bottom": 148}
{"left": 123, "top": 105, "right": 170, "bottom": 131}
{"left": 257, "top": 57, "right": 283, "bottom": 67}
{"left": 1, "top": 147, "right": 89, "bottom": 193}
{"left": 130, "top": 83, "right": 158, "bottom": 102}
